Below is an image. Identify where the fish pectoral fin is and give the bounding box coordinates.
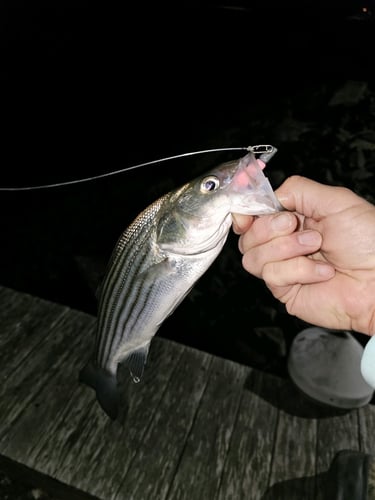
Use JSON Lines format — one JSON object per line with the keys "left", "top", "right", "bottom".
{"left": 137, "top": 257, "right": 176, "bottom": 282}
{"left": 126, "top": 343, "right": 150, "bottom": 383}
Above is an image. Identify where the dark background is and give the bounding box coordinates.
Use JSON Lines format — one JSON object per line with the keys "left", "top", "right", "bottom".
{"left": 1, "top": 1, "right": 375, "bottom": 375}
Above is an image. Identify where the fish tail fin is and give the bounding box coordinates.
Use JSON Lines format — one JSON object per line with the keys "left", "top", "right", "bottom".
{"left": 79, "top": 361, "right": 119, "bottom": 420}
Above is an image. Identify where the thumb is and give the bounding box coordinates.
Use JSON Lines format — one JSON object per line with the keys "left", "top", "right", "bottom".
{"left": 275, "top": 175, "right": 361, "bottom": 218}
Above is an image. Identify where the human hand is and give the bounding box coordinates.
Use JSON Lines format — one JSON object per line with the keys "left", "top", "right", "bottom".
{"left": 233, "top": 175, "right": 375, "bottom": 335}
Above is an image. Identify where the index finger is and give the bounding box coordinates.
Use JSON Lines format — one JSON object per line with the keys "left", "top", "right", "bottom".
{"left": 232, "top": 214, "right": 255, "bottom": 234}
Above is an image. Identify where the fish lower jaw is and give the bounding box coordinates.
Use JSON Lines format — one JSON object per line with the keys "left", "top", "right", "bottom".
{"left": 232, "top": 204, "right": 281, "bottom": 216}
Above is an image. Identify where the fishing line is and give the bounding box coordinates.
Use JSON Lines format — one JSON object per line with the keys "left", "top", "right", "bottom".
{"left": 0, "top": 145, "right": 274, "bottom": 192}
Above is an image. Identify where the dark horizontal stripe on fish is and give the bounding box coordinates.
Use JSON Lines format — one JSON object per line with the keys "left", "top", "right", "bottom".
{"left": 96, "top": 196, "right": 167, "bottom": 343}
{"left": 96, "top": 243, "right": 143, "bottom": 359}
{"left": 97, "top": 255, "right": 149, "bottom": 368}
{"left": 96, "top": 205, "right": 156, "bottom": 331}
{"left": 103, "top": 273, "right": 155, "bottom": 363}
{"left": 96, "top": 216, "right": 159, "bottom": 368}
{"left": 105, "top": 280, "right": 157, "bottom": 371}
{"left": 98, "top": 202, "right": 158, "bottom": 340}
{"left": 112, "top": 275, "right": 160, "bottom": 346}
{"left": 97, "top": 236, "right": 151, "bottom": 365}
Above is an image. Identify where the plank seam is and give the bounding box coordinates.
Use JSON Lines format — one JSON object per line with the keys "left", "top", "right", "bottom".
{"left": 163, "top": 356, "right": 214, "bottom": 500}
{"left": 266, "top": 404, "right": 281, "bottom": 491}
{"left": 112, "top": 344, "right": 187, "bottom": 500}
{"left": 214, "top": 385, "right": 246, "bottom": 500}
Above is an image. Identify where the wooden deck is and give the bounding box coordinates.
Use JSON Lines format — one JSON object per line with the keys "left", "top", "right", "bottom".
{"left": 0, "top": 284, "right": 374, "bottom": 500}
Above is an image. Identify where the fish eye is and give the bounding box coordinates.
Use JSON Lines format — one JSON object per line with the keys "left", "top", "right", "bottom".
{"left": 200, "top": 176, "right": 220, "bottom": 193}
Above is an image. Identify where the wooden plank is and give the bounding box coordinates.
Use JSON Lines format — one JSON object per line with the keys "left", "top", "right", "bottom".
{"left": 165, "top": 357, "right": 250, "bottom": 500}
{"left": 270, "top": 412, "right": 317, "bottom": 487}
{"left": 2, "top": 285, "right": 374, "bottom": 500}
{"left": 0, "top": 311, "right": 95, "bottom": 459}
{"left": 0, "top": 302, "right": 68, "bottom": 380}
{"left": 316, "top": 410, "right": 360, "bottom": 471}
{"left": 0, "top": 292, "right": 193, "bottom": 500}
{"left": 358, "top": 403, "right": 375, "bottom": 454}
{"left": 0, "top": 285, "right": 58, "bottom": 321}
{"left": 111, "top": 348, "right": 213, "bottom": 500}
{"left": 267, "top": 381, "right": 317, "bottom": 500}
{"left": 0, "top": 455, "right": 98, "bottom": 500}
{"left": 43, "top": 338, "right": 187, "bottom": 500}
{"left": 0, "top": 286, "right": 67, "bottom": 351}
{"left": 217, "top": 369, "right": 279, "bottom": 500}
{"left": 28, "top": 385, "right": 98, "bottom": 478}
{"left": 0, "top": 286, "right": 27, "bottom": 316}
{"left": 315, "top": 410, "right": 360, "bottom": 500}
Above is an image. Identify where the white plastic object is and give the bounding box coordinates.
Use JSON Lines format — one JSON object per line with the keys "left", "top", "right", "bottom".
{"left": 287, "top": 327, "right": 373, "bottom": 409}
{"left": 361, "top": 335, "right": 375, "bottom": 389}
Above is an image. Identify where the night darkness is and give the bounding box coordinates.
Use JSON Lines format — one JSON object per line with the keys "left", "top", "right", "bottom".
{"left": 1, "top": 2, "right": 375, "bottom": 498}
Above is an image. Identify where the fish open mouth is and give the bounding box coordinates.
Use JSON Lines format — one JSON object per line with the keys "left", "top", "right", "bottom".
{"left": 229, "top": 152, "right": 284, "bottom": 215}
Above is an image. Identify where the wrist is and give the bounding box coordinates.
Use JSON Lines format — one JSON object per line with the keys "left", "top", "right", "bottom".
{"left": 349, "top": 278, "right": 375, "bottom": 336}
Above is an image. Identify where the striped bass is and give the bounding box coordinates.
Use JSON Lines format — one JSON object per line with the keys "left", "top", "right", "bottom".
{"left": 80, "top": 149, "right": 283, "bottom": 419}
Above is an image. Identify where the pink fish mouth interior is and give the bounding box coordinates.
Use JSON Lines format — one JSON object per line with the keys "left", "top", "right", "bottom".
{"left": 231, "top": 158, "right": 266, "bottom": 189}
{"left": 257, "top": 159, "right": 266, "bottom": 170}
{"left": 231, "top": 155, "right": 267, "bottom": 190}
{"left": 229, "top": 154, "right": 283, "bottom": 214}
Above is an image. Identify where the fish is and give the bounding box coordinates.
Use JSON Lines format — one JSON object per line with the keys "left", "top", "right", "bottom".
{"left": 79, "top": 148, "right": 283, "bottom": 419}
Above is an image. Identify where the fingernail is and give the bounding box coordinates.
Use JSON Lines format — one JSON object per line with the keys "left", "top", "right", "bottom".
{"left": 271, "top": 213, "right": 293, "bottom": 231}
{"left": 297, "top": 231, "right": 321, "bottom": 246}
{"left": 316, "top": 264, "right": 335, "bottom": 277}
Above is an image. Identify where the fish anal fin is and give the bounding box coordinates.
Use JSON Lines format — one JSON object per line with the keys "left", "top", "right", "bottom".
{"left": 126, "top": 343, "right": 150, "bottom": 383}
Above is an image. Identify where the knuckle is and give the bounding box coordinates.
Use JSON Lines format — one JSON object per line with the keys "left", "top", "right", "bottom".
{"left": 262, "top": 261, "right": 280, "bottom": 287}
{"left": 242, "top": 252, "right": 262, "bottom": 278}
{"left": 239, "top": 228, "right": 258, "bottom": 253}
{"left": 238, "top": 235, "right": 244, "bottom": 254}
{"left": 282, "top": 175, "right": 304, "bottom": 190}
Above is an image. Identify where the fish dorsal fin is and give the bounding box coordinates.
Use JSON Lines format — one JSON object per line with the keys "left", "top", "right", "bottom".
{"left": 126, "top": 343, "right": 151, "bottom": 383}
